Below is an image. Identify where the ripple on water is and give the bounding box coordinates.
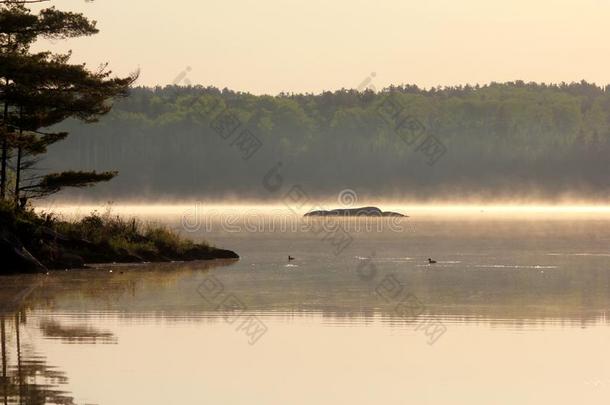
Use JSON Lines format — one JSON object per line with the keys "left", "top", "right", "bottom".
{"left": 547, "top": 252, "right": 610, "bottom": 257}
{"left": 474, "top": 264, "right": 558, "bottom": 269}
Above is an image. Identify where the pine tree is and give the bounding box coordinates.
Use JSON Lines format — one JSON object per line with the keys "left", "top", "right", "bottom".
{"left": 0, "top": 1, "right": 136, "bottom": 202}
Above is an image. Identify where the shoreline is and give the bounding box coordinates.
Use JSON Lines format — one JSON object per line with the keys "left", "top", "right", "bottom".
{"left": 1, "top": 203, "right": 239, "bottom": 275}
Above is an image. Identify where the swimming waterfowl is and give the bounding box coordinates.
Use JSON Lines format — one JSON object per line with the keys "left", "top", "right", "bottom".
{"left": 288, "top": 256, "right": 295, "bottom": 261}
{"left": 428, "top": 258, "right": 437, "bottom": 264}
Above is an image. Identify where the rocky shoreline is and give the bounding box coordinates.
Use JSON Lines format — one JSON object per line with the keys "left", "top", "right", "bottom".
{"left": 0, "top": 207, "right": 238, "bottom": 275}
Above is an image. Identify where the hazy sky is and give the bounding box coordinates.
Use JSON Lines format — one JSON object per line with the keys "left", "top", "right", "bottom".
{"left": 32, "top": 0, "right": 610, "bottom": 94}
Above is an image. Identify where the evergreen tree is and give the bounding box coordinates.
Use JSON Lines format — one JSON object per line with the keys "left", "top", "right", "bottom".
{"left": 0, "top": 0, "right": 136, "bottom": 202}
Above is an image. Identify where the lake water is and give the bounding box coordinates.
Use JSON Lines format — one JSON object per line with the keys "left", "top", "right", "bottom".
{"left": 2, "top": 205, "right": 610, "bottom": 404}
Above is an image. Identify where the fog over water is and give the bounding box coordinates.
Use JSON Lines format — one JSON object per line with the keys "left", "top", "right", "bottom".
{"left": 37, "top": 201, "right": 610, "bottom": 220}
{"left": 4, "top": 203, "right": 610, "bottom": 404}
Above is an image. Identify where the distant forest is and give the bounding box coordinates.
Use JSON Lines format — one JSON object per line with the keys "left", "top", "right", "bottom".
{"left": 46, "top": 81, "right": 610, "bottom": 201}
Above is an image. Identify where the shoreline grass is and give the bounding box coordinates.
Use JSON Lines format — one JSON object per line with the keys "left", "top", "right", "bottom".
{"left": 1, "top": 202, "right": 237, "bottom": 273}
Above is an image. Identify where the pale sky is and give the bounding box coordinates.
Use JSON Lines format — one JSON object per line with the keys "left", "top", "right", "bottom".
{"left": 32, "top": 0, "right": 610, "bottom": 94}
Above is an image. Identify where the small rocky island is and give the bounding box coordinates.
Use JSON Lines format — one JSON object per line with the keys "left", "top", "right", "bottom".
{"left": 304, "top": 206, "right": 406, "bottom": 217}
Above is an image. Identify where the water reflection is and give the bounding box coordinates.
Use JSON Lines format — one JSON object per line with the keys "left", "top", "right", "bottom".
{"left": 38, "top": 319, "right": 116, "bottom": 345}
{"left": 2, "top": 213, "right": 610, "bottom": 404}
{"left": 0, "top": 260, "right": 236, "bottom": 405}
{"left": 1, "top": 313, "right": 77, "bottom": 405}
{"left": 12, "top": 260, "right": 610, "bottom": 326}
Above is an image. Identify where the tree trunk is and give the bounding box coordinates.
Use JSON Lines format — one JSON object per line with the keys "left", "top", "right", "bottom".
{"left": 14, "top": 145, "right": 21, "bottom": 203}
{"left": 14, "top": 108, "right": 22, "bottom": 203}
{"left": 0, "top": 98, "right": 8, "bottom": 200}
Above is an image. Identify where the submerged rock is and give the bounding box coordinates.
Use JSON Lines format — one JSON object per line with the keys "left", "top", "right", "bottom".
{"left": 304, "top": 206, "right": 407, "bottom": 217}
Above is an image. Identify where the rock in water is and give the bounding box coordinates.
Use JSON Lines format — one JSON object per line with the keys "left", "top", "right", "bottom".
{"left": 304, "top": 206, "right": 407, "bottom": 217}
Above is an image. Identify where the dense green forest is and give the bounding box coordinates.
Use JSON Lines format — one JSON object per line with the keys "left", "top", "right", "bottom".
{"left": 46, "top": 81, "right": 610, "bottom": 201}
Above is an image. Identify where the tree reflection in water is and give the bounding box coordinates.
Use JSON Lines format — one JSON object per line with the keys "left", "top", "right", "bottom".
{"left": 1, "top": 312, "right": 77, "bottom": 405}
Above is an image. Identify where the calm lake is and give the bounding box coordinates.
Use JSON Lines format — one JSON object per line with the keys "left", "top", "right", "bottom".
{"left": 1, "top": 205, "right": 610, "bottom": 404}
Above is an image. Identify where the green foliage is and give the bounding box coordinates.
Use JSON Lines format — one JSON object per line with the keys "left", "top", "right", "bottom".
{"left": 0, "top": 198, "right": 41, "bottom": 229}
{"left": 34, "top": 206, "right": 206, "bottom": 261}
{"left": 0, "top": 1, "right": 136, "bottom": 202}
{"left": 26, "top": 170, "right": 118, "bottom": 197}
{"left": 45, "top": 81, "right": 610, "bottom": 200}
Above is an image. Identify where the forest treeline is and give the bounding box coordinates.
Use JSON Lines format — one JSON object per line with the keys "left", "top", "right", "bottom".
{"left": 46, "top": 81, "right": 610, "bottom": 201}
